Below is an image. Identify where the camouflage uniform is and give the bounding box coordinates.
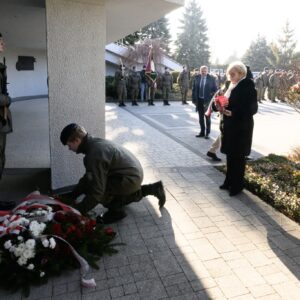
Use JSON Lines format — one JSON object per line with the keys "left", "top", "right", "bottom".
{"left": 266, "top": 70, "right": 273, "bottom": 100}
{"left": 115, "top": 67, "right": 127, "bottom": 107}
{"left": 161, "top": 69, "right": 173, "bottom": 105}
{"left": 254, "top": 73, "right": 264, "bottom": 102}
{"left": 269, "top": 71, "right": 281, "bottom": 102}
{"left": 128, "top": 69, "right": 141, "bottom": 106}
{"left": 0, "top": 61, "right": 13, "bottom": 179}
{"left": 261, "top": 69, "right": 269, "bottom": 100}
{"left": 278, "top": 72, "right": 289, "bottom": 102}
{"left": 178, "top": 68, "right": 189, "bottom": 104}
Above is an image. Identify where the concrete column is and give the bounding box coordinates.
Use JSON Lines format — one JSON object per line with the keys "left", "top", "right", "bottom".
{"left": 46, "top": 0, "right": 106, "bottom": 190}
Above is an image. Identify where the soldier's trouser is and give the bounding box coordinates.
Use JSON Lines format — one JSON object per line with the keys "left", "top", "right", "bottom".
{"left": 0, "top": 133, "right": 6, "bottom": 179}
{"left": 117, "top": 84, "right": 127, "bottom": 102}
{"left": 262, "top": 87, "right": 267, "bottom": 99}
{"left": 162, "top": 86, "right": 170, "bottom": 101}
{"left": 267, "top": 87, "right": 272, "bottom": 100}
{"left": 257, "top": 88, "right": 264, "bottom": 101}
{"left": 181, "top": 86, "right": 188, "bottom": 102}
{"left": 149, "top": 87, "right": 155, "bottom": 101}
{"left": 131, "top": 87, "right": 139, "bottom": 102}
{"left": 270, "top": 88, "right": 278, "bottom": 101}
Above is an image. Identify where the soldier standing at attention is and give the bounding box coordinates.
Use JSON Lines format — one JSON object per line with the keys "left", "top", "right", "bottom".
{"left": 115, "top": 65, "right": 127, "bottom": 107}
{"left": 254, "top": 73, "right": 264, "bottom": 103}
{"left": 261, "top": 67, "right": 269, "bottom": 101}
{"left": 178, "top": 65, "right": 189, "bottom": 105}
{"left": 0, "top": 33, "right": 15, "bottom": 210}
{"left": 0, "top": 33, "right": 13, "bottom": 180}
{"left": 161, "top": 67, "right": 173, "bottom": 106}
{"left": 128, "top": 66, "right": 140, "bottom": 106}
{"left": 278, "top": 70, "right": 289, "bottom": 102}
{"left": 269, "top": 69, "right": 281, "bottom": 103}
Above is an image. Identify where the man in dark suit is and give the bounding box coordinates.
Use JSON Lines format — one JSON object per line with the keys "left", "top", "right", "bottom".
{"left": 192, "top": 66, "right": 217, "bottom": 139}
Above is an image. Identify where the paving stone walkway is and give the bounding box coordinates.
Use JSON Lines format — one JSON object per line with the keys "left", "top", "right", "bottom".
{"left": 1, "top": 100, "right": 300, "bottom": 299}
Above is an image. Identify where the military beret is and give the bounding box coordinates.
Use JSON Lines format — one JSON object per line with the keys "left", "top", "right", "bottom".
{"left": 60, "top": 123, "right": 78, "bottom": 145}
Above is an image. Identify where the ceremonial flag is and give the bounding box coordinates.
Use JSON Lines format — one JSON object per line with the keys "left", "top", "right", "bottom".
{"left": 145, "top": 45, "right": 155, "bottom": 73}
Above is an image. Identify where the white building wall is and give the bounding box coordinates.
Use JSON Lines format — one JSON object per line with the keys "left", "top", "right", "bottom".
{"left": 46, "top": 0, "right": 106, "bottom": 190}
{"left": 5, "top": 48, "right": 48, "bottom": 98}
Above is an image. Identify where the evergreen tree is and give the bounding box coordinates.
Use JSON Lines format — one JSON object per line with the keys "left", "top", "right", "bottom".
{"left": 242, "top": 35, "right": 272, "bottom": 71}
{"left": 175, "top": 0, "right": 210, "bottom": 69}
{"left": 120, "top": 32, "right": 141, "bottom": 46}
{"left": 278, "top": 21, "right": 297, "bottom": 69}
{"left": 268, "top": 21, "right": 297, "bottom": 69}
{"left": 120, "top": 17, "right": 171, "bottom": 53}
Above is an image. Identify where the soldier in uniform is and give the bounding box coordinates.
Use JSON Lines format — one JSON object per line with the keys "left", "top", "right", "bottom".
{"left": 178, "top": 65, "right": 189, "bottom": 105}
{"left": 0, "top": 33, "right": 13, "bottom": 181}
{"left": 114, "top": 65, "right": 127, "bottom": 107}
{"left": 254, "top": 73, "right": 264, "bottom": 103}
{"left": 266, "top": 69, "right": 273, "bottom": 100}
{"left": 269, "top": 69, "right": 281, "bottom": 102}
{"left": 0, "top": 33, "right": 15, "bottom": 210}
{"left": 146, "top": 72, "right": 157, "bottom": 106}
{"left": 60, "top": 123, "right": 166, "bottom": 223}
{"left": 128, "top": 66, "right": 140, "bottom": 106}
{"left": 161, "top": 67, "right": 173, "bottom": 105}
{"left": 278, "top": 70, "right": 289, "bottom": 102}
{"left": 261, "top": 67, "right": 269, "bottom": 100}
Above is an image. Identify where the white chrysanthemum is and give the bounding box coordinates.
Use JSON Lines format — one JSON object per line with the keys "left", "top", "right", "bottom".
{"left": 29, "top": 221, "right": 46, "bottom": 237}
{"left": 4, "top": 240, "right": 12, "bottom": 250}
{"left": 17, "top": 236, "right": 24, "bottom": 241}
{"left": 27, "top": 264, "right": 34, "bottom": 270}
{"left": 18, "top": 243, "right": 25, "bottom": 252}
{"left": 25, "top": 239, "right": 36, "bottom": 249}
{"left": 49, "top": 237, "right": 56, "bottom": 249}
{"left": 23, "top": 249, "right": 35, "bottom": 259}
{"left": 40, "top": 271, "right": 45, "bottom": 277}
{"left": 47, "top": 206, "right": 53, "bottom": 212}
{"left": 13, "top": 247, "right": 23, "bottom": 257}
{"left": 42, "top": 239, "right": 49, "bottom": 248}
{"left": 17, "top": 256, "right": 27, "bottom": 266}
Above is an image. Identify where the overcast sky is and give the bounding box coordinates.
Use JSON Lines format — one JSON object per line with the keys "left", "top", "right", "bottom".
{"left": 167, "top": 0, "right": 300, "bottom": 64}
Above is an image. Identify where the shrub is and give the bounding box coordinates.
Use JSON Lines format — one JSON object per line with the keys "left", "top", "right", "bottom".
{"left": 217, "top": 154, "right": 300, "bottom": 223}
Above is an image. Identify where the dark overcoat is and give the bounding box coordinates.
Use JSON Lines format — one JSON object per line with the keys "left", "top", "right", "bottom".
{"left": 220, "top": 78, "right": 258, "bottom": 156}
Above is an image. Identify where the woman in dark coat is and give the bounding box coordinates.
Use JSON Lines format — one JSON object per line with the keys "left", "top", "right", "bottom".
{"left": 220, "top": 62, "right": 258, "bottom": 196}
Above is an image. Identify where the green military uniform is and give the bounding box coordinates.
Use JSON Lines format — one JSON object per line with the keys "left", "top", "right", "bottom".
{"left": 178, "top": 68, "right": 189, "bottom": 104}
{"left": 0, "top": 61, "right": 13, "bottom": 179}
{"left": 115, "top": 67, "right": 127, "bottom": 106}
{"left": 254, "top": 73, "right": 264, "bottom": 103}
{"left": 261, "top": 69, "right": 269, "bottom": 100}
{"left": 128, "top": 69, "right": 141, "bottom": 106}
{"left": 278, "top": 72, "right": 289, "bottom": 102}
{"left": 72, "top": 135, "right": 144, "bottom": 214}
{"left": 269, "top": 71, "right": 280, "bottom": 102}
{"left": 161, "top": 69, "right": 173, "bottom": 105}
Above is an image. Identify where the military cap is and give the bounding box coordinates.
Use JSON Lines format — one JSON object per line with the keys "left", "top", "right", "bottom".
{"left": 60, "top": 123, "right": 79, "bottom": 145}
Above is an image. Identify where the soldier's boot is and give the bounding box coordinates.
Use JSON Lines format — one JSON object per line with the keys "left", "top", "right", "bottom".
{"left": 166, "top": 101, "right": 170, "bottom": 106}
{"left": 148, "top": 100, "right": 152, "bottom": 106}
{"left": 163, "top": 100, "right": 167, "bottom": 105}
{"left": 150, "top": 100, "right": 155, "bottom": 106}
{"left": 134, "top": 101, "right": 139, "bottom": 106}
{"left": 97, "top": 208, "right": 127, "bottom": 224}
{"left": 141, "top": 181, "right": 166, "bottom": 208}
